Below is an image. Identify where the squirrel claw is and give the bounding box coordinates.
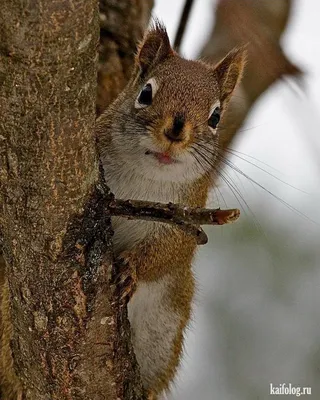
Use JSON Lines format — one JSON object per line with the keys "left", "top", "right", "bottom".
{"left": 147, "top": 392, "right": 157, "bottom": 400}
{"left": 120, "top": 282, "right": 135, "bottom": 301}
{"left": 115, "top": 253, "right": 137, "bottom": 302}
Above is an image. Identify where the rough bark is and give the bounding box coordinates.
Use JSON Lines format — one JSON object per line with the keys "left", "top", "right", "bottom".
{"left": 0, "top": 0, "right": 145, "bottom": 399}
{"left": 97, "top": 0, "right": 154, "bottom": 115}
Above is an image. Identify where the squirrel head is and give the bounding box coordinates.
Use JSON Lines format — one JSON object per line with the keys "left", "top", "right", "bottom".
{"left": 100, "top": 23, "right": 246, "bottom": 184}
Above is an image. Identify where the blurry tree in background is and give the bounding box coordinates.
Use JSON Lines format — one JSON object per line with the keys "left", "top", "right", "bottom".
{"left": 200, "top": 0, "right": 300, "bottom": 152}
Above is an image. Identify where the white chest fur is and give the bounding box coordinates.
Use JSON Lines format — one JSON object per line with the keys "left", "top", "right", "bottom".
{"left": 105, "top": 161, "right": 182, "bottom": 255}
{"left": 127, "top": 277, "right": 180, "bottom": 389}
{"left": 102, "top": 141, "right": 191, "bottom": 391}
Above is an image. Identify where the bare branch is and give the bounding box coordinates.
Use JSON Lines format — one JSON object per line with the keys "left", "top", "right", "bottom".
{"left": 109, "top": 199, "right": 240, "bottom": 245}
{"left": 173, "top": 0, "right": 195, "bottom": 52}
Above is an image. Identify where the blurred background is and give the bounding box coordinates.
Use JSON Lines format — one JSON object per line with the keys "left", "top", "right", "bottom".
{"left": 154, "top": 1, "right": 320, "bottom": 399}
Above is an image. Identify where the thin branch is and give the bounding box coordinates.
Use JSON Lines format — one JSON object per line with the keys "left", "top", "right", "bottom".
{"left": 173, "top": 0, "right": 194, "bottom": 52}
{"left": 108, "top": 199, "right": 240, "bottom": 245}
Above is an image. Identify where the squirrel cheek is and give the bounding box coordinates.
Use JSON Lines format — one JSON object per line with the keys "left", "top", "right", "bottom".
{"left": 184, "top": 121, "right": 192, "bottom": 139}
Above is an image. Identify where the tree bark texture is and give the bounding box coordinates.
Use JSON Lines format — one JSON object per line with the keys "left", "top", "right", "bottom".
{"left": 97, "top": 0, "right": 154, "bottom": 115}
{"left": 0, "top": 0, "right": 146, "bottom": 399}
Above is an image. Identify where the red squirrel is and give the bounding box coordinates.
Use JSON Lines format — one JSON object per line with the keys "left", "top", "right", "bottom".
{"left": 96, "top": 23, "right": 246, "bottom": 399}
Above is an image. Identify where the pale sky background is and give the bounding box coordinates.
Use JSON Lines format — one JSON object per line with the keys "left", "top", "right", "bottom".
{"left": 153, "top": 1, "right": 320, "bottom": 399}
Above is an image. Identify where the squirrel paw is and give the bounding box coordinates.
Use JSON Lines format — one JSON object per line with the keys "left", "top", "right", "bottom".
{"left": 115, "top": 251, "right": 137, "bottom": 301}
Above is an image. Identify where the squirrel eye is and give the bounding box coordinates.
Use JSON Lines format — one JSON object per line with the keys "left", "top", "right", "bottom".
{"left": 138, "top": 84, "right": 152, "bottom": 106}
{"left": 208, "top": 106, "right": 221, "bottom": 129}
{"left": 135, "top": 78, "right": 158, "bottom": 109}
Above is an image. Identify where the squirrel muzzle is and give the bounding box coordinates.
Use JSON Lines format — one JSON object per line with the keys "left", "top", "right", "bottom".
{"left": 157, "top": 114, "right": 193, "bottom": 150}
{"left": 164, "top": 113, "right": 185, "bottom": 142}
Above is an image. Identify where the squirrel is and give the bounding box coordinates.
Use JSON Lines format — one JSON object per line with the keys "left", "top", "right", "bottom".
{"left": 96, "top": 23, "right": 245, "bottom": 399}
{"left": 0, "top": 23, "right": 245, "bottom": 400}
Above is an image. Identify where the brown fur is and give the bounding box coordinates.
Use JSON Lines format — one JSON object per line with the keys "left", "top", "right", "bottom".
{"left": 137, "top": 21, "right": 175, "bottom": 77}
{"left": 0, "top": 264, "right": 22, "bottom": 399}
{"left": 126, "top": 176, "right": 210, "bottom": 396}
{"left": 96, "top": 24, "right": 245, "bottom": 399}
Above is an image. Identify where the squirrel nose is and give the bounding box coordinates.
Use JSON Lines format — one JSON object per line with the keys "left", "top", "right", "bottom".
{"left": 164, "top": 113, "right": 185, "bottom": 142}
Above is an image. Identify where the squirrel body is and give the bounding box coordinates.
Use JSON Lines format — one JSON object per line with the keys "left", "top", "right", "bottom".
{"left": 97, "top": 23, "right": 245, "bottom": 398}
{"left": 104, "top": 155, "right": 210, "bottom": 393}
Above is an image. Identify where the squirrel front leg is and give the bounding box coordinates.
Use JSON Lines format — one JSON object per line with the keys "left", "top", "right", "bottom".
{"left": 115, "top": 226, "right": 197, "bottom": 398}
{"left": 115, "top": 250, "right": 138, "bottom": 301}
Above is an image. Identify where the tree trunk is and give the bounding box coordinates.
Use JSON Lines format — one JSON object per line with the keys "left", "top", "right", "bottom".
{"left": 97, "top": 0, "right": 154, "bottom": 115}
{"left": 0, "top": 0, "right": 147, "bottom": 398}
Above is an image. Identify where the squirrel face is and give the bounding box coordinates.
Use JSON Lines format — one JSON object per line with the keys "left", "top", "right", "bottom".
{"left": 102, "top": 23, "right": 246, "bottom": 184}
{"left": 133, "top": 58, "right": 221, "bottom": 169}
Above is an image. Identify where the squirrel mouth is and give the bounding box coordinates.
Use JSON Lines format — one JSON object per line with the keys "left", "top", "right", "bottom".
{"left": 145, "top": 150, "right": 178, "bottom": 165}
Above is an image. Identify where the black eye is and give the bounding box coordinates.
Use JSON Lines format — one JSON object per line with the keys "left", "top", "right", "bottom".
{"left": 208, "top": 107, "right": 221, "bottom": 129}
{"left": 137, "top": 83, "right": 153, "bottom": 106}
{"left": 135, "top": 78, "right": 158, "bottom": 109}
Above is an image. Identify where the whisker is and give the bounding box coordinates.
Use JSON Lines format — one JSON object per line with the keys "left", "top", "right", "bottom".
{"left": 222, "top": 148, "right": 308, "bottom": 193}
{"left": 216, "top": 154, "right": 317, "bottom": 224}
{"left": 192, "top": 140, "right": 317, "bottom": 225}
{"left": 225, "top": 147, "right": 282, "bottom": 173}
{"left": 192, "top": 145, "right": 253, "bottom": 215}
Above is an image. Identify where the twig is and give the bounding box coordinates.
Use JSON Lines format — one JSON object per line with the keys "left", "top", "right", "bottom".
{"left": 173, "top": 0, "right": 194, "bottom": 52}
{"left": 108, "top": 199, "right": 240, "bottom": 245}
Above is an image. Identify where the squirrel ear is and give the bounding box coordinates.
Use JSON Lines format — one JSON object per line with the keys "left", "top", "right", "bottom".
{"left": 136, "top": 22, "right": 174, "bottom": 76}
{"left": 214, "top": 47, "right": 247, "bottom": 104}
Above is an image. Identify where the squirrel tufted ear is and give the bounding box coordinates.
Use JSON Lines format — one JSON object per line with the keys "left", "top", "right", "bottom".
{"left": 136, "top": 22, "right": 174, "bottom": 76}
{"left": 214, "top": 47, "right": 247, "bottom": 104}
